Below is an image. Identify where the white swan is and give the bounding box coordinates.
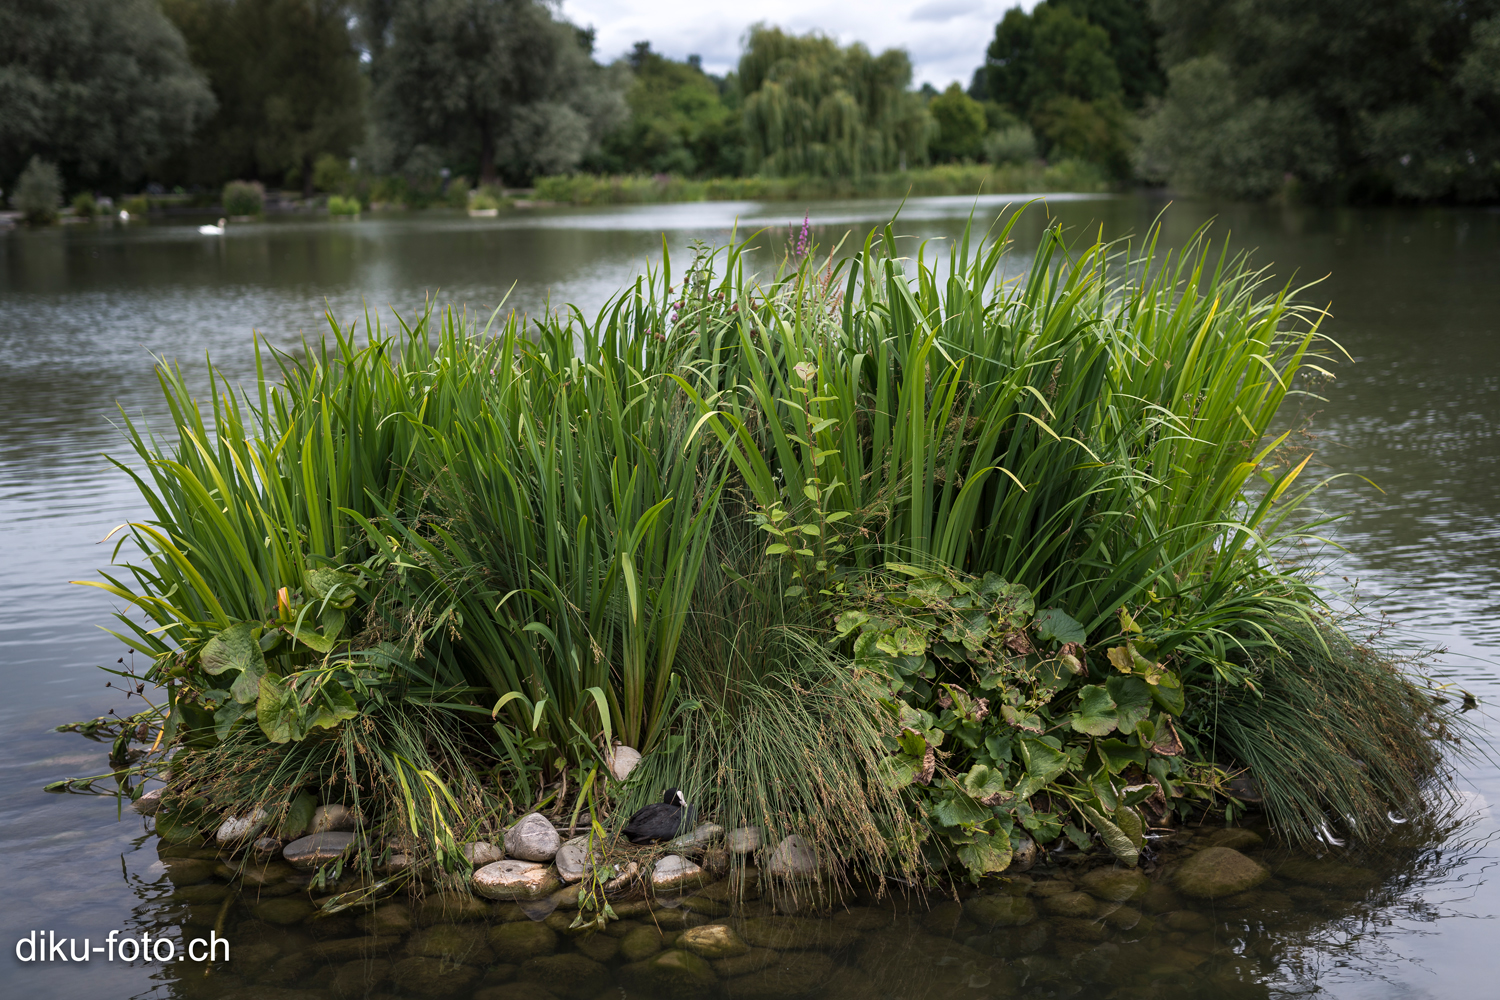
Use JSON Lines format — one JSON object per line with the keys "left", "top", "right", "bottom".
{"left": 198, "top": 217, "right": 226, "bottom": 235}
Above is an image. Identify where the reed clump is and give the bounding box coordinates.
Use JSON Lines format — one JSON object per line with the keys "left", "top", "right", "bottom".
{"left": 67, "top": 209, "right": 1457, "bottom": 895}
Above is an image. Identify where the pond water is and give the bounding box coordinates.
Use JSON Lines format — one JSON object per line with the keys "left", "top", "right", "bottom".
{"left": 2, "top": 194, "right": 1498, "bottom": 999}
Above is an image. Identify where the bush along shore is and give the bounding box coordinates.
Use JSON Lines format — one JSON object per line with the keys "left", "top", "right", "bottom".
{"left": 55, "top": 213, "right": 1460, "bottom": 988}
{"left": 531, "top": 161, "right": 1108, "bottom": 206}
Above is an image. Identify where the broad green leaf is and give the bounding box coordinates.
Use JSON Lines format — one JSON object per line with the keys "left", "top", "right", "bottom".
{"left": 229, "top": 656, "right": 266, "bottom": 704}
{"left": 932, "top": 793, "right": 992, "bottom": 828}
{"left": 213, "top": 698, "right": 252, "bottom": 740}
{"left": 319, "top": 605, "right": 346, "bottom": 639}
{"left": 1097, "top": 738, "right": 1147, "bottom": 773}
{"left": 1001, "top": 704, "right": 1044, "bottom": 732}
{"left": 1105, "top": 676, "right": 1154, "bottom": 735}
{"left": 306, "top": 568, "right": 357, "bottom": 604}
{"left": 957, "top": 831, "right": 1013, "bottom": 876}
{"left": 286, "top": 622, "right": 335, "bottom": 653}
{"left": 281, "top": 791, "right": 317, "bottom": 839}
{"left": 308, "top": 682, "right": 359, "bottom": 731}
{"left": 1069, "top": 685, "right": 1118, "bottom": 736}
{"left": 1151, "top": 670, "right": 1186, "bottom": 715}
{"left": 200, "top": 622, "right": 263, "bottom": 676}
{"left": 1106, "top": 646, "right": 1134, "bottom": 675}
{"left": 879, "top": 753, "right": 922, "bottom": 789}
{"left": 962, "top": 764, "right": 1008, "bottom": 799}
{"left": 1078, "top": 801, "right": 1139, "bottom": 866}
{"left": 1114, "top": 805, "right": 1145, "bottom": 849}
{"left": 258, "top": 674, "right": 296, "bottom": 743}
{"left": 1018, "top": 736, "right": 1068, "bottom": 784}
{"left": 1035, "top": 608, "right": 1086, "bottom": 645}
{"left": 896, "top": 729, "right": 927, "bottom": 757}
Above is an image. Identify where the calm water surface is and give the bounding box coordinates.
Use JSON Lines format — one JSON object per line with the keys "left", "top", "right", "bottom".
{"left": 2, "top": 195, "right": 1498, "bottom": 999}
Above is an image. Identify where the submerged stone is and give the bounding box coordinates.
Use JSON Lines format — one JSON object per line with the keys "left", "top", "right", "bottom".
{"left": 505, "top": 813, "right": 561, "bottom": 862}
{"left": 1207, "top": 827, "right": 1265, "bottom": 851}
{"left": 1039, "top": 891, "right": 1097, "bottom": 918}
{"left": 251, "top": 897, "right": 313, "bottom": 925}
{"left": 572, "top": 931, "right": 619, "bottom": 962}
{"left": 355, "top": 904, "right": 413, "bottom": 936}
{"left": 417, "top": 893, "right": 492, "bottom": 924}
{"left": 516, "top": 953, "right": 610, "bottom": 1000}
{"left": 1274, "top": 857, "right": 1378, "bottom": 890}
{"left": 389, "top": 955, "right": 480, "bottom": 997}
{"left": 723, "top": 950, "right": 835, "bottom": 998}
{"left": 738, "top": 916, "right": 858, "bottom": 951}
{"left": 620, "top": 949, "right": 719, "bottom": 999}
{"left": 676, "top": 923, "right": 750, "bottom": 959}
{"left": 282, "top": 831, "right": 356, "bottom": 870}
{"left": 618, "top": 924, "right": 668, "bottom": 962}
{"left": 1174, "top": 846, "right": 1270, "bottom": 899}
{"left": 328, "top": 957, "right": 391, "bottom": 997}
{"left": 474, "top": 859, "right": 562, "bottom": 901}
{"left": 162, "top": 857, "right": 216, "bottom": 885}
{"left": 1078, "top": 867, "right": 1150, "bottom": 902}
{"left": 964, "top": 893, "right": 1038, "bottom": 928}
{"left": 487, "top": 920, "right": 558, "bottom": 963}
{"left": 712, "top": 947, "right": 780, "bottom": 977}
{"left": 406, "top": 923, "right": 495, "bottom": 965}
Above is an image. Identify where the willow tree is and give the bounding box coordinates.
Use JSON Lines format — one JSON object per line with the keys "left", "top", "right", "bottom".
{"left": 739, "top": 25, "right": 932, "bottom": 178}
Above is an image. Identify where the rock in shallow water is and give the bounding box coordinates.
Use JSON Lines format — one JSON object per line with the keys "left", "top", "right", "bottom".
{"left": 474, "top": 859, "right": 562, "bottom": 901}
{"left": 619, "top": 949, "right": 718, "bottom": 999}
{"left": 389, "top": 955, "right": 479, "bottom": 997}
{"left": 132, "top": 787, "right": 163, "bottom": 816}
{"left": 488, "top": 921, "right": 558, "bottom": 963}
{"left": 517, "top": 953, "right": 611, "bottom": 1000}
{"left": 1078, "top": 866, "right": 1150, "bottom": 902}
{"left": 504, "top": 812, "right": 561, "bottom": 862}
{"left": 554, "top": 835, "right": 593, "bottom": 883}
{"left": 1174, "top": 846, "right": 1270, "bottom": 899}
{"left": 215, "top": 807, "right": 270, "bottom": 846}
{"left": 282, "top": 831, "right": 356, "bottom": 870}
{"left": 726, "top": 826, "right": 761, "bottom": 853}
{"left": 462, "top": 840, "right": 505, "bottom": 866}
{"left": 652, "top": 854, "right": 707, "bottom": 892}
{"left": 765, "top": 835, "right": 817, "bottom": 876}
{"left": 676, "top": 923, "right": 750, "bottom": 959}
{"left": 964, "top": 893, "right": 1037, "bottom": 928}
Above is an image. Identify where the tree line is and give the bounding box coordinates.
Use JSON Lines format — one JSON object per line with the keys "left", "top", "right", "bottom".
{"left": 3, "top": 0, "right": 1497, "bottom": 213}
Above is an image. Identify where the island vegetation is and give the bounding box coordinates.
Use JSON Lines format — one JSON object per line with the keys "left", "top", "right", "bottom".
{"left": 55, "top": 215, "right": 1458, "bottom": 914}
{"left": 5, "top": 0, "right": 1498, "bottom": 221}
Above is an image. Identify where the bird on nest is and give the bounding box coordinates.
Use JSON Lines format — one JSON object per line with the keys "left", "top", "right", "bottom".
{"left": 623, "top": 787, "right": 694, "bottom": 844}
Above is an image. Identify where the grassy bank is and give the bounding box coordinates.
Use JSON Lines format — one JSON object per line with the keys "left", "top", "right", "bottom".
{"left": 533, "top": 161, "right": 1108, "bottom": 206}
{"left": 62, "top": 211, "right": 1453, "bottom": 904}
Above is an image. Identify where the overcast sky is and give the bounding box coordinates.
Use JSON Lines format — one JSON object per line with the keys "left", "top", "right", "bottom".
{"left": 560, "top": 0, "right": 1032, "bottom": 90}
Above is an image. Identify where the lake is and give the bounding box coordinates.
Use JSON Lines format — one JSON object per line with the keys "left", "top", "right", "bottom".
{"left": 2, "top": 194, "right": 1497, "bottom": 999}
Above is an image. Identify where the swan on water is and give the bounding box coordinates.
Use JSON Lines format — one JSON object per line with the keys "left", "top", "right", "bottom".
{"left": 198, "top": 218, "right": 226, "bottom": 235}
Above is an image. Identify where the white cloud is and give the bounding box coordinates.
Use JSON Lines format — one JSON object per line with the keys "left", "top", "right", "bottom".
{"left": 560, "top": 0, "right": 1037, "bottom": 89}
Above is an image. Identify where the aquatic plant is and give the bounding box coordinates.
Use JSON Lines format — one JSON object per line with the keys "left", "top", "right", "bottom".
{"left": 69, "top": 209, "right": 1454, "bottom": 888}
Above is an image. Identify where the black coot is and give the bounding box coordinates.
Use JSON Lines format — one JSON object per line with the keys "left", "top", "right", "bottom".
{"left": 623, "top": 788, "right": 695, "bottom": 843}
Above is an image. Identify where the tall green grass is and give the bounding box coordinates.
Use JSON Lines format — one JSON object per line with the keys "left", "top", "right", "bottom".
{"left": 84, "top": 208, "right": 1447, "bottom": 864}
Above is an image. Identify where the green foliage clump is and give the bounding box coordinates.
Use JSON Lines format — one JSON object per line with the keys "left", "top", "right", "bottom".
{"left": 740, "top": 25, "right": 933, "bottom": 177}
{"left": 985, "top": 125, "right": 1039, "bottom": 165}
{"left": 590, "top": 43, "right": 743, "bottom": 178}
{"left": 370, "top": 0, "right": 628, "bottom": 185}
{"left": 10, "top": 157, "right": 63, "bottom": 224}
{"left": 0, "top": 0, "right": 215, "bottom": 189}
{"left": 928, "top": 83, "right": 988, "bottom": 163}
{"left": 79, "top": 212, "right": 1452, "bottom": 884}
{"left": 222, "top": 179, "right": 264, "bottom": 215}
{"left": 161, "top": 0, "right": 365, "bottom": 198}
{"left": 1140, "top": 0, "right": 1500, "bottom": 201}
{"left": 71, "top": 191, "right": 98, "bottom": 218}
{"left": 327, "top": 194, "right": 360, "bottom": 215}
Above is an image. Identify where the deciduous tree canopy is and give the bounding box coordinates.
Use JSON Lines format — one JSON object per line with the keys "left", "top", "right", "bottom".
{"left": 0, "top": 0, "right": 216, "bottom": 192}
{"left": 162, "top": 0, "right": 366, "bottom": 197}
{"left": 1139, "top": 0, "right": 1500, "bottom": 202}
{"left": 371, "top": 0, "right": 627, "bottom": 185}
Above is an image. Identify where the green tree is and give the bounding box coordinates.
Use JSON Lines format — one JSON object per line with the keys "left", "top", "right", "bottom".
{"left": 928, "top": 83, "right": 986, "bottom": 162}
{"left": 9, "top": 156, "right": 63, "bottom": 223}
{"left": 975, "top": 3, "right": 1135, "bottom": 174}
{"left": 0, "top": 0, "right": 215, "bottom": 193}
{"left": 590, "top": 42, "right": 744, "bottom": 177}
{"left": 739, "top": 25, "right": 933, "bottom": 178}
{"left": 162, "top": 0, "right": 366, "bottom": 197}
{"left": 372, "top": 0, "right": 627, "bottom": 185}
{"left": 1141, "top": 0, "right": 1500, "bottom": 201}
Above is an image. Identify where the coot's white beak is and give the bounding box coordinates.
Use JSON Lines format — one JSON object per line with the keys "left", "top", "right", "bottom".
{"left": 675, "top": 790, "right": 688, "bottom": 808}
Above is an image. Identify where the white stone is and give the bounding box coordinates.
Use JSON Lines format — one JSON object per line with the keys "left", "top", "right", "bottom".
{"left": 651, "top": 854, "right": 706, "bottom": 892}
{"left": 461, "top": 841, "right": 504, "bottom": 866}
{"left": 132, "top": 788, "right": 163, "bottom": 816}
{"left": 504, "top": 812, "right": 561, "bottom": 862}
{"left": 216, "top": 807, "right": 269, "bottom": 845}
{"left": 726, "top": 826, "right": 761, "bottom": 854}
{"left": 310, "top": 803, "right": 357, "bottom": 833}
{"left": 668, "top": 823, "right": 725, "bottom": 851}
{"left": 603, "top": 860, "right": 640, "bottom": 893}
{"left": 282, "top": 831, "right": 357, "bottom": 869}
{"left": 251, "top": 836, "right": 281, "bottom": 857}
{"left": 473, "top": 859, "right": 561, "bottom": 901}
{"left": 766, "top": 834, "right": 818, "bottom": 876}
{"left": 606, "top": 745, "right": 642, "bottom": 781}
{"left": 554, "top": 835, "right": 595, "bottom": 883}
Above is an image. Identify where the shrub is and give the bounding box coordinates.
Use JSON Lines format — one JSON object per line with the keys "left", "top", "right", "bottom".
{"left": 71, "top": 192, "right": 98, "bottom": 218}
{"left": 222, "top": 179, "right": 265, "bottom": 216}
{"left": 313, "top": 153, "right": 351, "bottom": 193}
{"left": 467, "top": 186, "right": 504, "bottom": 211}
{"left": 121, "top": 195, "right": 149, "bottom": 216}
{"left": 985, "top": 125, "right": 1039, "bottom": 165}
{"left": 10, "top": 157, "right": 63, "bottom": 225}
{"left": 327, "top": 195, "right": 360, "bottom": 216}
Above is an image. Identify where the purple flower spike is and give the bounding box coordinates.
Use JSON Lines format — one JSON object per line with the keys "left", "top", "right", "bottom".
{"left": 794, "top": 213, "right": 810, "bottom": 259}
